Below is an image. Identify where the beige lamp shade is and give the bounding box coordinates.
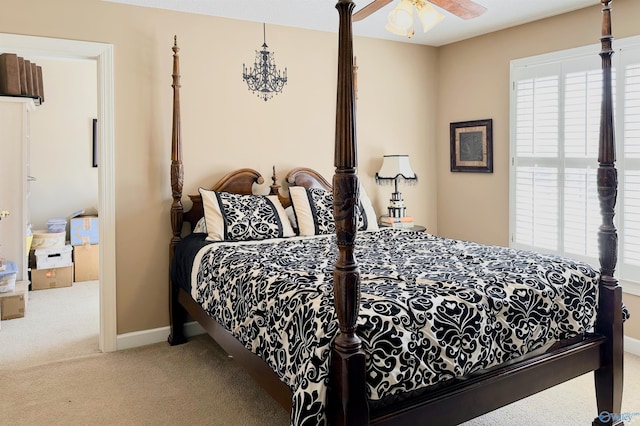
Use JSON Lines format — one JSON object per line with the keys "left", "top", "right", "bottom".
{"left": 376, "top": 155, "right": 417, "bottom": 181}
{"left": 375, "top": 155, "right": 417, "bottom": 219}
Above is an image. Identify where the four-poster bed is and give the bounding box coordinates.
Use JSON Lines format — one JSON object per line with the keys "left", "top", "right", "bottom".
{"left": 168, "top": 1, "right": 625, "bottom": 425}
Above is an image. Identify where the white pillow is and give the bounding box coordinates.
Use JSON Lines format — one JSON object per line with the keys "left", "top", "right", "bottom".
{"left": 193, "top": 217, "right": 206, "bottom": 233}
{"left": 199, "top": 189, "right": 295, "bottom": 241}
{"left": 359, "top": 184, "right": 379, "bottom": 232}
{"left": 289, "top": 184, "right": 379, "bottom": 237}
{"left": 285, "top": 206, "right": 298, "bottom": 230}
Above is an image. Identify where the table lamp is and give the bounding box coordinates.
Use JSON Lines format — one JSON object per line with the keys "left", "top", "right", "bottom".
{"left": 375, "top": 155, "right": 417, "bottom": 218}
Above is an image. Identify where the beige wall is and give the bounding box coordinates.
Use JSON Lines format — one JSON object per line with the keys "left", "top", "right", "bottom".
{"left": 625, "top": 295, "right": 640, "bottom": 338}
{"left": 1, "top": 0, "right": 437, "bottom": 334}
{"left": 30, "top": 59, "right": 98, "bottom": 231}
{"left": 2, "top": 0, "right": 637, "bottom": 341}
{"left": 436, "top": 0, "right": 640, "bottom": 339}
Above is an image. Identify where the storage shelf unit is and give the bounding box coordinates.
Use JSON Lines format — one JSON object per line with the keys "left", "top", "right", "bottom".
{"left": 0, "top": 96, "right": 35, "bottom": 281}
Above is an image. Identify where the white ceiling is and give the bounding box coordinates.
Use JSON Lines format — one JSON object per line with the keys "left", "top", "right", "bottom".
{"left": 104, "top": 0, "right": 598, "bottom": 46}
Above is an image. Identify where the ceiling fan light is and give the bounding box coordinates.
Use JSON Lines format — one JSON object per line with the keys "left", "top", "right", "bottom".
{"left": 387, "top": 0, "right": 414, "bottom": 29}
{"left": 416, "top": 2, "right": 445, "bottom": 32}
{"left": 385, "top": 22, "right": 410, "bottom": 37}
{"left": 397, "top": 0, "right": 415, "bottom": 14}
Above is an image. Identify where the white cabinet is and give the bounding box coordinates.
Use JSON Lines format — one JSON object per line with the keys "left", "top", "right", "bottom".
{"left": 0, "top": 96, "right": 34, "bottom": 281}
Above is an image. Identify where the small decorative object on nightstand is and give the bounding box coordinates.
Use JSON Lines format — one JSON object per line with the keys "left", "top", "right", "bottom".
{"left": 379, "top": 214, "right": 414, "bottom": 228}
{"left": 375, "top": 154, "right": 417, "bottom": 218}
{"left": 378, "top": 218, "right": 426, "bottom": 233}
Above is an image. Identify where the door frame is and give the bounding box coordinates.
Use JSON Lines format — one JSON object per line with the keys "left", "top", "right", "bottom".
{"left": 0, "top": 33, "right": 117, "bottom": 352}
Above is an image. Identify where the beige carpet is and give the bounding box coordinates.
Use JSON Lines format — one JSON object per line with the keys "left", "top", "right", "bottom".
{"left": 1, "top": 332, "right": 639, "bottom": 425}
{"left": 1, "top": 280, "right": 638, "bottom": 424}
{"left": 1, "top": 335, "right": 290, "bottom": 426}
{"left": 0, "top": 280, "right": 100, "bottom": 370}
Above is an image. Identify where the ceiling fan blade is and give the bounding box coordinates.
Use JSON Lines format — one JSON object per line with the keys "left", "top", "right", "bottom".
{"left": 353, "top": 0, "right": 393, "bottom": 22}
{"left": 429, "top": 0, "right": 487, "bottom": 20}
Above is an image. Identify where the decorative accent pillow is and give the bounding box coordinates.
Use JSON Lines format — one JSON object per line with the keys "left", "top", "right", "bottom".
{"left": 289, "top": 185, "right": 379, "bottom": 236}
{"left": 289, "top": 187, "right": 335, "bottom": 236}
{"left": 199, "top": 189, "right": 295, "bottom": 241}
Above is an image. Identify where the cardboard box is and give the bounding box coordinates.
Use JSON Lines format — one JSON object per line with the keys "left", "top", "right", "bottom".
{"left": 70, "top": 215, "right": 99, "bottom": 246}
{"left": 31, "top": 230, "right": 66, "bottom": 250}
{"left": 0, "top": 280, "right": 29, "bottom": 320}
{"left": 31, "top": 265, "right": 73, "bottom": 290}
{"left": 74, "top": 244, "right": 99, "bottom": 282}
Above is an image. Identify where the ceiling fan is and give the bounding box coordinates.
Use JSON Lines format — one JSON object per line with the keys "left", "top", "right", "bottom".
{"left": 353, "top": 0, "right": 486, "bottom": 22}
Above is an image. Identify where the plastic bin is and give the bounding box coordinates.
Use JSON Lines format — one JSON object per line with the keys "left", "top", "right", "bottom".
{"left": 0, "top": 261, "right": 17, "bottom": 293}
{"left": 47, "top": 217, "right": 67, "bottom": 233}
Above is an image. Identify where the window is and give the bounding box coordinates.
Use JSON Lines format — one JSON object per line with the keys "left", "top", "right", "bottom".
{"left": 510, "top": 36, "right": 640, "bottom": 292}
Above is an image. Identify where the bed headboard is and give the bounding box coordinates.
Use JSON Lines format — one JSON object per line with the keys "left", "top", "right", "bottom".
{"left": 183, "top": 168, "right": 264, "bottom": 231}
{"left": 285, "top": 167, "right": 332, "bottom": 191}
{"left": 174, "top": 164, "right": 328, "bottom": 235}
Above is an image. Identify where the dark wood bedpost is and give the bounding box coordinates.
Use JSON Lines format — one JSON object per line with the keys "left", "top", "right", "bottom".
{"left": 329, "top": 1, "right": 369, "bottom": 425}
{"left": 168, "top": 35, "right": 187, "bottom": 346}
{"left": 593, "top": 1, "right": 624, "bottom": 424}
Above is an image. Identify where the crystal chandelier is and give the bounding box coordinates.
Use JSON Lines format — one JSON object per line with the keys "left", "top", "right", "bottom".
{"left": 242, "top": 23, "right": 288, "bottom": 102}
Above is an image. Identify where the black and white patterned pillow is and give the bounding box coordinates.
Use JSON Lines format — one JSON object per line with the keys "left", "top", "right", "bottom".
{"left": 289, "top": 186, "right": 378, "bottom": 236}
{"left": 199, "top": 189, "right": 295, "bottom": 241}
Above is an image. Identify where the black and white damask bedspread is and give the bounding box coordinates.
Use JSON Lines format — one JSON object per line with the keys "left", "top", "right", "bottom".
{"left": 189, "top": 228, "right": 602, "bottom": 425}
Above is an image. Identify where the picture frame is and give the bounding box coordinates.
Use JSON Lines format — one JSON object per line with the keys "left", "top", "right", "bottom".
{"left": 450, "top": 119, "right": 493, "bottom": 173}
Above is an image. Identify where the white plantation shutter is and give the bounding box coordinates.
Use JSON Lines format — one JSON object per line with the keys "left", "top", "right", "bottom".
{"left": 563, "top": 167, "right": 599, "bottom": 258}
{"left": 514, "top": 166, "right": 558, "bottom": 250}
{"left": 561, "top": 66, "right": 604, "bottom": 260}
{"left": 513, "top": 71, "right": 560, "bottom": 251}
{"left": 623, "top": 63, "right": 640, "bottom": 275}
{"left": 515, "top": 76, "right": 560, "bottom": 158}
{"left": 624, "top": 171, "right": 640, "bottom": 267}
{"left": 510, "top": 37, "right": 640, "bottom": 287}
{"left": 564, "top": 70, "right": 601, "bottom": 159}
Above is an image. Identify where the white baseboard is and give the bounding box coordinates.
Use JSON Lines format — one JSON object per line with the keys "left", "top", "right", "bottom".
{"left": 116, "top": 321, "right": 206, "bottom": 351}
{"left": 625, "top": 336, "right": 640, "bottom": 356}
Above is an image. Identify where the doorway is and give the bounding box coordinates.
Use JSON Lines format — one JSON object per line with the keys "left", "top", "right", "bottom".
{"left": 0, "top": 33, "right": 116, "bottom": 353}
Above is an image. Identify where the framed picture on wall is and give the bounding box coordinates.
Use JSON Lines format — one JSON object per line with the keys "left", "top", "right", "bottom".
{"left": 450, "top": 119, "right": 493, "bottom": 173}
